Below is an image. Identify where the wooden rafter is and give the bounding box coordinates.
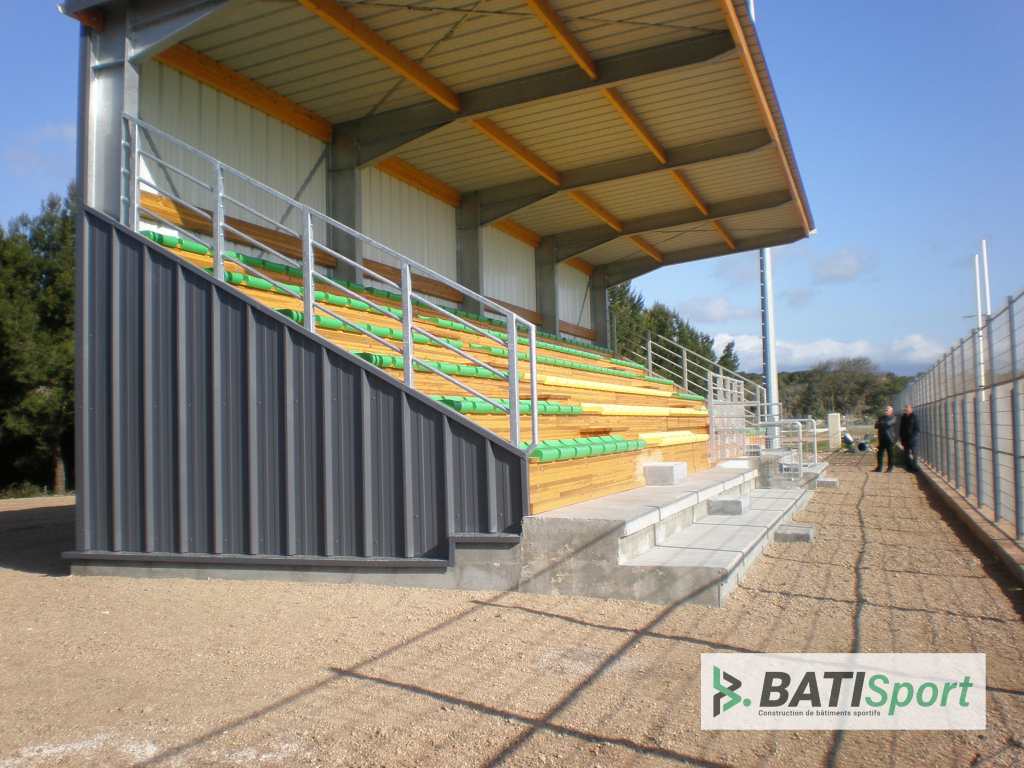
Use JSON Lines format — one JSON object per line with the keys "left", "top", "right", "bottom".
{"left": 522, "top": 0, "right": 598, "bottom": 79}
{"left": 468, "top": 118, "right": 562, "bottom": 186}
{"left": 627, "top": 235, "right": 664, "bottom": 263}
{"left": 492, "top": 219, "right": 541, "bottom": 248}
{"left": 153, "top": 44, "right": 333, "bottom": 143}
{"left": 296, "top": 0, "right": 461, "bottom": 112}
{"left": 564, "top": 256, "right": 594, "bottom": 276}
{"left": 374, "top": 157, "right": 462, "bottom": 207}
{"left": 669, "top": 169, "right": 709, "bottom": 217}
{"left": 69, "top": 6, "right": 104, "bottom": 30}
{"left": 566, "top": 190, "right": 621, "bottom": 232}
{"left": 715, "top": 0, "right": 810, "bottom": 235}
{"left": 601, "top": 88, "right": 666, "bottom": 163}
{"left": 710, "top": 220, "right": 736, "bottom": 249}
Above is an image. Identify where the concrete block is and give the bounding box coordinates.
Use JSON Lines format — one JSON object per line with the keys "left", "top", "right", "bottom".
{"left": 775, "top": 525, "right": 815, "bottom": 543}
{"left": 708, "top": 494, "right": 750, "bottom": 516}
{"left": 817, "top": 477, "right": 839, "bottom": 489}
{"left": 644, "top": 462, "right": 688, "bottom": 486}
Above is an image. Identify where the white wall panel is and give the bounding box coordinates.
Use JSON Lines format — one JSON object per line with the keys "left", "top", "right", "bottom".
{"left": 358, "top": 167, "right": 457, "bottom": 282}
{"left": 481, "top": 226, "right": 536, "bottom": 312}
{"left": 558, "top": 263, "right": 592, "bottom": 330}
{"left": 138, "top": 61, "right": 328, "bottom": 256}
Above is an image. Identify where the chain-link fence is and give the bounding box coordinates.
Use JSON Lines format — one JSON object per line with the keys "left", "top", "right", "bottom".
{"left": 892, "top": 290, "right": 1024, "bottom": 540}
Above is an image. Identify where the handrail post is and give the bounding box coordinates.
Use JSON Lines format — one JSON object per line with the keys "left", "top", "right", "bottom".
{"left": 682, "top": 349, "right": 689, "bottom": 392}
{"left": 645, "top": 330, "right": 652, "bottom": 374}
{"left": 401, "top": 263, "right": 414, "bottom": 387}
{"left": 528, "top": 323, "right": 539, "bottom": 454}
{"left": 301, "top": 208, "right": 316, "bottom": 333}
{"left": 707, "top": 371, "right": 716, "bottom": 463}
{"left": 610, "top": 312, "right": 617, "bottom": 355}
{"left": 131, "top": 120, "right": 141, "bottom": 232}
{"left": 1008, "top": 294, "right": 1023, "bottom": 540}
{"left": 986, "top": 313, "right": 1001, "bottom": 521}
{"left": 507, "top": 312, "right": 520, "bottom": 448}
{"left": 212, "top": 161, "right": 225, "bottom": 282}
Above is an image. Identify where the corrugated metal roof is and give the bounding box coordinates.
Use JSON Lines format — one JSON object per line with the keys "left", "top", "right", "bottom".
{"left": 165, "top": 0, "right": 812, "bottom": 283}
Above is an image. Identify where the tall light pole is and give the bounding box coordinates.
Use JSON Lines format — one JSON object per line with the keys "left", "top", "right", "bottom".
{"left": 760, "top": 248, "right": 779, "bottom": 428}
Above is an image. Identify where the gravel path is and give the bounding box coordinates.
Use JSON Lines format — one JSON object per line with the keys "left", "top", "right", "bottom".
{"left": 1, "top": 454, "right": 1022, "bottom": 768}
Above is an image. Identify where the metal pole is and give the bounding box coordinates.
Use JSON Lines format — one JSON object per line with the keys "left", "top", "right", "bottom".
{"left": 401, "top": 263, "right": 414, "bottom": 387}
{"left": 1008, "top": 294, "right": 1023, "bottom": 540}
{"left": 301, "top": 209, "right": 316, "bottom": 333}
{"left": 760, "top": 247, "right": 779, "bottom": 448}
{"left": 981, "top": 240, "right": 992, "bottom": 316}
{"left": 507, "top": 313, "right": 520, "bottom": 448}
{"left": 212, "top": 162, "right": 225, "bottom": 282}
{"left": 610, "top": 312, "right": 617, "bottom": 355}
{"left": 528, "top": 323, "right": 539, "bottom": 453}
{"left": 131, "top": 120, "right": 141, "bottom": 232}
{"left": 646, "top": 329, "right": 653, "bottom": 374}
{"left": 682, "top": 349, "right": 689, "bottom": 392}
{"left": 986, "top": 312, "right": 1001, "bottom": 521}
{"left": 707, "top": 371, "right": 716, "bottom": 463}
{"left": 974, "top": 329, "right": 985, "bottom": 508}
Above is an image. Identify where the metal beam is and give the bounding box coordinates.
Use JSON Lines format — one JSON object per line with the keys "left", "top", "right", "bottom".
{"left": 345, "top": 32, "right": 737, "bottom": 166}
{"left": 477, "top": 129, "right": 771, "bottom": 224}
{"left": 554, "top": 189, "right": 793, "bottom": 261}
{"left": 604, "top": 226, "right": 805, "bottom": 286}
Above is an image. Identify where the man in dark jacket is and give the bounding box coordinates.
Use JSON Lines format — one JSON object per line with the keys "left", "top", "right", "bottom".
{"left": 873, "top": 405, "right": 898, "bottom": 473}
{"left": 900, "top": 404, "right": 920, "bottom": 472}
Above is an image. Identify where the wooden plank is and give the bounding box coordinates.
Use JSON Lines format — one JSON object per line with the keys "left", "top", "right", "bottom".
{"left": 715, "top": 0, "right": 811, "bottom": 235}
{"left": 362, "top": 258, "right": 466, "bottom": 304}
{"left": 563, "top": 256, "right": 594, "bottom": 276}
{"left": 296, "top": 0, "right": 461, "bottom": 112}
{"left": 484, "top": 297, "right": 544, "bottom": 326}
{"left": 522, "top": 0, "right": 598, "bottom": 79}
{"left": 710, "top": 219, "right": 736, "bottom": 249}
{"left": 374, "top": 157, "right": 462, "bottom": 208}
{"left": 602, "top": 88, "right": 667, "bottom": 163}
{"left": 491, "top": 219, "right": 541, "bottom": 248}
{"left": 468, "top": 118, "right": 562, "bottom": 186}
{"left": 71, "top": 7, "right": 104, "bottom": 30}
{"left": 566, "top": 189, "right": 621, "bottom": 231}
{"left": 558, "top": 319, "right": 597, "bottom": 341}
{"left": 152, "top": 44, "right": 333, "bottom": 144}
{"left": 627, "top": 235, "right": 664, "bottom": 263}
{"left": 139, "top": 191, "right": 338, "bottom": 268}
{"left": 669, "top": 169, "right": 709, "bottom": 216}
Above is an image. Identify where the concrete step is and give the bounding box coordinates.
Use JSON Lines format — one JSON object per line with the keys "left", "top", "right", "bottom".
{"left": 518, "top": 463, "right": 760, "bottom": 600}
{"left": 623, "top": 488, "right": 812, "bottom": 606}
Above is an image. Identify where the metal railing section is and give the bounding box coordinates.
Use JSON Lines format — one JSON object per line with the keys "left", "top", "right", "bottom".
{"left": 120, "top": 115, "right": 539, "bottom": 453}
{"left": 892, "top": 289, "right": 1024, "bottom": 541}
{"left": 611, "top": 310, "right": 763, "bottom": 401}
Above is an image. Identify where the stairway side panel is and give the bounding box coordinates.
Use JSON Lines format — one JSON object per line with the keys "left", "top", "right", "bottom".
{"left": 181, "top": 271, "right": 215, "bottom": 553}
{"left": 405, "top": 397, "right": 446, "bottom": 558}
{"left": 325, "top": 353, "right": 364, "bottom": 557}
{"left": 366, "top": 377, "right": 403, "bottom": 558}
{"left": 252, "top": 312, "right": 288, "bottom": 555}
{"left": 289, "top": 329, "right": 325, "bottom": 557}
{"left": 216, "top": 292, "right": 251, "bottom": 554}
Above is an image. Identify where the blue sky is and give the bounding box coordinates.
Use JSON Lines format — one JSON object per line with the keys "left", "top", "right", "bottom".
{"left": 2, "top": 2, "right": 1023, "bottom": 375}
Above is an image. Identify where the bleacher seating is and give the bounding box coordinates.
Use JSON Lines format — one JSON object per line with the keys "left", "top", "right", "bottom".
{"left": 142, "top": 231, "right": 712, "bottom": 514}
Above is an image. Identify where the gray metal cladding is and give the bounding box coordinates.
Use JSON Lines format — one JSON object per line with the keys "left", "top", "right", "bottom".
{"left": 75, "top": 209, "right": 527, "bottom": 565}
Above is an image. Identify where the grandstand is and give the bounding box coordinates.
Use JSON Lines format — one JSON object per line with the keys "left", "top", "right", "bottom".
{"left": 63, "top": 0, "right": 816, "bottom": 602}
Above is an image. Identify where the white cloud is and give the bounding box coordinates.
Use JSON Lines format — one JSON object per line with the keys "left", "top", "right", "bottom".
{"left": 677, "top": 296, "right": 756, "bottom": 323}
{"left": 714, "top": 332, "right": 946, "bottom": 374}
{"left": 811, "top": 248, "right": 875, "bottom": 283}
{"left": 779, "top": 287, "right": 815, "bottom": 308}
{"left": 713, "top": 253, "right": 759, "bottom": 287}
{"left": 3, "top": 122, "right": 76, "bottom": 179}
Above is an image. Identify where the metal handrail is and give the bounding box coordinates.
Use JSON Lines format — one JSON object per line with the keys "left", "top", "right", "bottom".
{"left": 122, "top": 114, "right": 539, "bottom": 454}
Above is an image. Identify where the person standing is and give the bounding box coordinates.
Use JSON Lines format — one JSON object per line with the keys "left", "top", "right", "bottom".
{"left": 873, "top": 405, "right": 898, "bottom": 473}
{"left": 900, "top": 404, "right": 920, "bottom": 472}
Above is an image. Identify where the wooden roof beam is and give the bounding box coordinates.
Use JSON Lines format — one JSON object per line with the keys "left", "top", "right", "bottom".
{"left": 669, "top": 169, "right": 709, "bottom": 216}
{"left": 602, "top": 87, "right": 666, "bottom": 164}
{"left": 374, "top": 157, "right": 462, "bottom": 207}
{"left": 566, "top": 190, "right": 621, "bottom": 232}
{"left": 627, "top": 235, "right": 664, "bottom": 263}
{"left": 152, "top": 44, "right": 333, "bottom": 143}
{"left": 522, "top": 0, "right": 598, "bottom": 79}
{"left": 492, "top": 219, "right": 541, "bottom": 248}
{"left": 468, "top": 118, "right": 562, "bottom": 186}
{"left": 716, "top": 0, "right": 810, "bottom": 235}
{"left": 710, "top": 220, "right": 736, "bottom": 249}
{"left": 296, "top": 0, "right": 461, "bottom": 112}
{"left": 563, "top": 257, "right": 594, "bottom": 275}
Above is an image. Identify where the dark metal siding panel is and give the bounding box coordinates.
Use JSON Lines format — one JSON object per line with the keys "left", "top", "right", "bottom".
{"left": 76, "top": 209, "right": 528, "bottom": 565}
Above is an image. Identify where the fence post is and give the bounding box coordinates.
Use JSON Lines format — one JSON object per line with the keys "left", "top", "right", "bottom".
{"left": 301, "top": 209, "right": 315, "bottom": 333}
{"left": 1008, "top": 294, "right": 1023, "bottom": 540}
{"left": 401, "top": 263, "right": 414, "bottom": 387}
{"left": 986, "top": 312, "right": 1001, "bottom": 521}
{"left": 974, "top": 329, "right": 985, "bottom": 508}
{"left": 953, "top": 346, "right": 961, "bottom": 489}
{"left": 212, "top": 162, "right": 225, "bottom": 282}
{"left": 944, "top": 353, "right": 953, "bottom": 481}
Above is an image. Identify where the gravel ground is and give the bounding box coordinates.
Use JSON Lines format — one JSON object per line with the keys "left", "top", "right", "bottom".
{"left": 1, "top": 454, "right": 1023, "bottom": 768}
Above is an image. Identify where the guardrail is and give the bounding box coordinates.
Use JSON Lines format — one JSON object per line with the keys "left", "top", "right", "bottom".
{"left": 893, "top": 289, "right": 1024, "bottom": 540}
{"left": 120, "top": 115, "right": 539, "bottom": 453}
